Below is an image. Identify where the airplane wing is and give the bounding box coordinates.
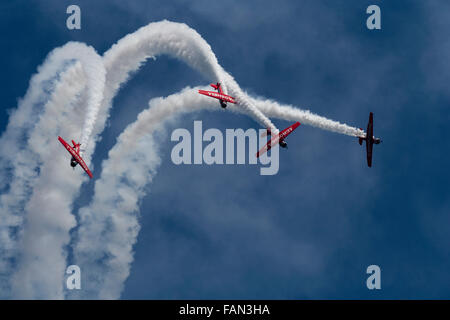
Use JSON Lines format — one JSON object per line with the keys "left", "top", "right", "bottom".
{"left": 58, "top": 136, "right": 93, "bottom": 178}
{"left": 58, "top": 136, "right": 75, "bottom": 156}
{"left": 367, "top": 113, "right": 374, "bottom": 139}
{"left": 198, "top": 90, "right": 236, "bottom": 104}
{"left": 366, "top": 140, "right": 373, "bottom": 167}
{"left": 221, "top": 95, "right": 236, "bottom": 104}
{"left": 366, "top": 112, "right": 374, "bottom": 167}
{"left": 77, "top": 155, "right": 94, "bottom": 179}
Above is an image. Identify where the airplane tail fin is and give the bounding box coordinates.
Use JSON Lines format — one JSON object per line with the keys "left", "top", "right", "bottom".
{"left": 211, "top": 82, "right": 224, "bottom": 94}
{"left": 72, "top": 140, "right": 80, "bottom": 146}
{"left": 357, "top": 128, "right": 364, "bottom": 145}
{"left": 72, "top": 140, "right": 81, "bottom": 153}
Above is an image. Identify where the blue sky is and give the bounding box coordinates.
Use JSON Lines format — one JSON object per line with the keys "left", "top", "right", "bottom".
{"left": 1, "top": 0, "right": 450, "bottom": 299}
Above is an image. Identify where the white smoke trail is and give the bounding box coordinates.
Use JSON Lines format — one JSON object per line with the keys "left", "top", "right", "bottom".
{"left": 0, "top": 63, "right": 86, "bottom": 299}
{"left": 98, "top": 20, "right": 224, "bottom": 125}
{"left": 0, "top": 45, "right": 77, "bottom": 193}
{"left": 251, "top": 96, "right": 365, "bottom": 137}
{"left": 9, "top": 43, "right": 104, "bottom": 299}
{"left": 79, "top": 50, "right": 106, "bottom": 152}
{"left": 0, "top": 42, "right": 103, "bottom": 299}
{"left": 9, "top": 66, "right": 88, "bottom": 299}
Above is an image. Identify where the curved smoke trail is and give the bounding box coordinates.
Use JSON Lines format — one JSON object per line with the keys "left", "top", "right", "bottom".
{"left": 0, "top": 63, "right": 86, "bottom": 299}
{"left": 9, "top": 65, "right": 87, "bottom": 299}
{"left": 0, "top": 42, "right": 104, "bottom": 299}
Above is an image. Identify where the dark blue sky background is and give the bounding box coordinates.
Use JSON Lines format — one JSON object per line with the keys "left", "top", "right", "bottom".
{"left": 1, "top": 0, "right": 450, "bottom": 299}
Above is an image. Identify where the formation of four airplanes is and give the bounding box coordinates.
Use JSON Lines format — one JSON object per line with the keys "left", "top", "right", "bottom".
{"left": 58, "top": 82, "right": 382, "bottom": 179}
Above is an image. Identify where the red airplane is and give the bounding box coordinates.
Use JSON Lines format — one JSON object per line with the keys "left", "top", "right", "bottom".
{"left": 198, "top": 83, "right": 236, "bottom": 108}
{"left": 58, "top": 136, "right": 93, "bottom": 178}
{"left": 358, "top": 112, "right": 381, "bottom": 167}
{"left": 256, "top": 122, "right": 301, "bottom": 158}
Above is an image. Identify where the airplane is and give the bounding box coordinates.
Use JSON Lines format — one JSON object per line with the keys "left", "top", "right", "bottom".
{"left": 358, "top": 112, "right": 382, "bottom": 167}
{"left": 58, "top": 136, "right": 93, "bottom": 178}
{"left": 198, "top": 83, "right": 236, "bottom": 108}
{"left": 256, "top": 122, "right": 301, "bottom": 158}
